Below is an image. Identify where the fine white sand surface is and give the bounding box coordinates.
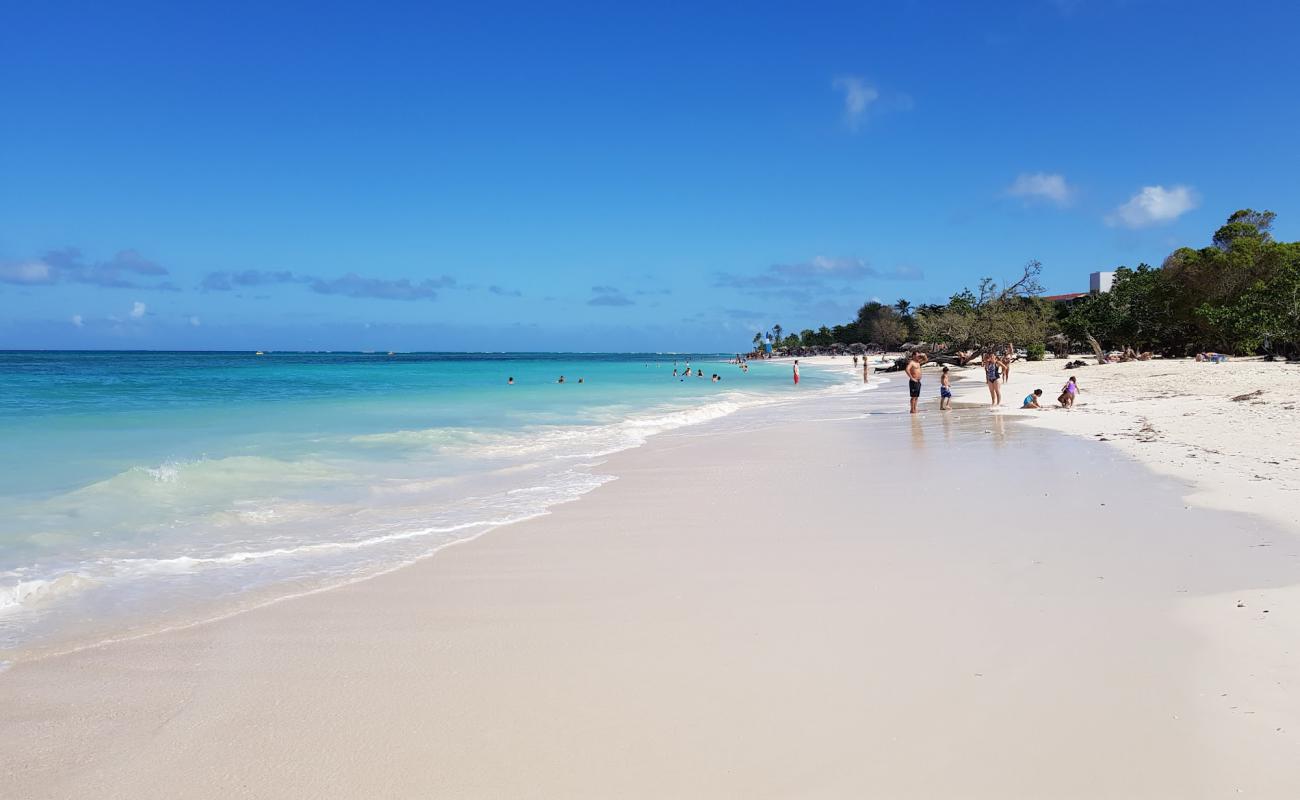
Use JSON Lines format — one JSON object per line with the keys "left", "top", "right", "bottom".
{"left": 3, "top": 372, "right": 1299, "bottom": 798}
{"left": 945, "top": 356, "right": 1300, "bottom": 529}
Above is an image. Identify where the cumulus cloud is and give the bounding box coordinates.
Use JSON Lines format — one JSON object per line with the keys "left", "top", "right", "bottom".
{"left": 129, "top": 301, "right": 147, "bottom": 319}
{"left": 1007, "top": 172, "right": 1074, "bottom": 206}
{"left": 0, "top": 247, "right": 171, "bottom": 288}
{"left": 1107, "top": 185, "right": 1198, "bottom": 228}
{"left": 71, "top": 314, "right": 84, "bottom": 327}
{"left": 588, "top": 286, "right": 634, "bottom": 307}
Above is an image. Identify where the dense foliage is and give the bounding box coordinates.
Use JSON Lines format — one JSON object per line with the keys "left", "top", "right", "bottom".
{"left": 1062, "top": 210, "right": 1300, "bottom": 356}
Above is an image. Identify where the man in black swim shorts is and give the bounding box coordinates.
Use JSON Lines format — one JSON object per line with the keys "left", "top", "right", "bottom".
{"left": 905, "top": 352, "right": 924, "bottom": 414}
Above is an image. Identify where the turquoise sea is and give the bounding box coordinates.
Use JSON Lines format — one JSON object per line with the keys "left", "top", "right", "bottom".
{"left": 0, "top": 351, "right": 859, "bottom": 653}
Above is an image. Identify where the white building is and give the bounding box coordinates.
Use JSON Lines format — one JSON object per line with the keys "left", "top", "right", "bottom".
{"left": 1089, "top": 270, "right": 1115, "bottom": 294}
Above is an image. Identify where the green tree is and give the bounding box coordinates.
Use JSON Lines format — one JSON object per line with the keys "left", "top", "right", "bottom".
{"left": 916, "top": 261, "right": 1049, "bottom": 352}
{"left": 870, "top": 310, "right": 909, "bottom": 349}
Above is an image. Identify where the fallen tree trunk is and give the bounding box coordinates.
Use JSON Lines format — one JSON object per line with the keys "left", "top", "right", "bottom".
{"left": 1086, "top": 333, "right": 1106, "bottom": 365}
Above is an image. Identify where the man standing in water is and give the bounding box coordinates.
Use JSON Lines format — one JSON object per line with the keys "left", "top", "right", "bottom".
{"left": 906, "top": 352, "right": 923, "bottom": 414}
{"left": 792, "top": 359, "right": 800, "bottom": 385}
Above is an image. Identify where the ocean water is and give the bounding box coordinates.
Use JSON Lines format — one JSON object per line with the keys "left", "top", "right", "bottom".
{"left": 0, "top": 351, "right": 861, "bottom": 654}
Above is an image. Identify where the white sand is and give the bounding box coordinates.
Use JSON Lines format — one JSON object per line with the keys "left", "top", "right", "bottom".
{"left": 3, "top": 369, "right": 1299, "bottom": 798}
{"left": 946, "top": 356, "right": 1300, "bottom": 529}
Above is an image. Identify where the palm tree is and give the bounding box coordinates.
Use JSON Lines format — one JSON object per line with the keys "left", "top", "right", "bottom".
{"left": 894, "top": 299, "right": 912, "bottom": 317}
{"left": 752, "top": 331, "right": 763, "bottom": 351}
{"left": 772, "top": 323, "right": 783, "bottom": 344}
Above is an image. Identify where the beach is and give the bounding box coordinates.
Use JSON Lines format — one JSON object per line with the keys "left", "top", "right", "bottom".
{"left": 944, "top": 356, "right": 1300, "bottom": 529}
{"left": 4, "top": 362, "right": 1299, "bottom": 798}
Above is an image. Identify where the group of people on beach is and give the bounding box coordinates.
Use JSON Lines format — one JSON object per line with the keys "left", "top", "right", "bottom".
{"left": 903, "top": 349, "right": 1080, "bottom": 414}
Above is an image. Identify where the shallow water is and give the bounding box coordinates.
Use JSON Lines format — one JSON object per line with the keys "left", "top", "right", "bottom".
{"left": 0, "top": 351, "right": 861, "bottom": 652}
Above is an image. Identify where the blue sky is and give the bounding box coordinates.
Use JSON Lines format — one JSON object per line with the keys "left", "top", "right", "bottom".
{"left": 3, "top": 0, "right": 1298, "bottom": 351}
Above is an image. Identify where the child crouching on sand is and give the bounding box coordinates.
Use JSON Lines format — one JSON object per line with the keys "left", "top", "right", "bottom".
{"left": 1058, "top": 376, "right": 1078, "bottom": 408}
{"left": 1022, "top": 389, "right": 1043, "bottom": 409}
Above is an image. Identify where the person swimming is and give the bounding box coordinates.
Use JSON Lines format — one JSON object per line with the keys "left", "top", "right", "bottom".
{"left": 507, "top": 376, "right": 514, "bottom": 385}
{"left": 557, "top": 375, "right": 566, "bottom": 384}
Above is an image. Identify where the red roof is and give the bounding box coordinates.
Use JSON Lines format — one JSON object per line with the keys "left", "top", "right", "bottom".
{"left": 1042, "top": 292, "right": 1088, "bottom": 302}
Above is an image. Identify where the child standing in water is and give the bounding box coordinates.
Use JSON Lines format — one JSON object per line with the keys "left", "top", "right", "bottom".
{"left": 939, "top": 366, "right": 952, "bottom": 410}
{"left": 793, "top": 359, "right": 800, "bottom": 385}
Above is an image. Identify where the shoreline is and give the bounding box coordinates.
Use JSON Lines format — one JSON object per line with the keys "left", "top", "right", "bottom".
{"left": 0, "top": 359, "right": 862, "bottom": 665}
{"left": 4, "top": 369, "right": 1299, "bottom": 797}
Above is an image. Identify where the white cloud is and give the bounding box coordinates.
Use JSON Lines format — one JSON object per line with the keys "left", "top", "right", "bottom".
{"left": 0, "top": 261, "right": 54, "bottom": 284}
{"left": 189, "top": 315, "right": 201, "bottom": 327}
{"left": 1108, "top": 185, "right": 1198, "bottom": 228}
{"left": 130, "top": 301, "right": 147, "bottom": 319}
{"left": 833, "top": 76, "right": 882, "bottom": 131}
{"left": 71, "top": 314, "right": 84, "bottom": 327}
{"left": 1007, "top": 172, "right": 1074, "bottom": 207}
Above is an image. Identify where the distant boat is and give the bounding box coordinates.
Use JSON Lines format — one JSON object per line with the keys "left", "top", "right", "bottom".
{"left": 387, "top": 351, "right": 395, "bottom": 356}
{"left": 255, "top": 351, "right": 264, "bottom": 356}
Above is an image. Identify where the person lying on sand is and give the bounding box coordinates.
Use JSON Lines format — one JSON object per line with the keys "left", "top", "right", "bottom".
{"left": 1022, "top": 389, "right": 1043, "bottom": 409}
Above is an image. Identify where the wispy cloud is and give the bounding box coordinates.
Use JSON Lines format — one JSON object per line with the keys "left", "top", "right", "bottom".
{"left": 308, "top": 273, "right": 453, "bottom": 301}
{"left": 833, "top": 76, "right": 879, "bottom": 130}
{"left": 0, "top": 247, "right": 172, "bottom": 289}
{"left": 587, "top": 285, "right": 634, "bottom": 307}
{"left": 488, "top": 284, "right": 522, "bottom": 297}
{"left": 1107, "top": 185, "right": 1198, "bottom": 228}
{"left": 199, "top": 270, "right": 298, "bottom": 291}
{"left": 1007, "top": 172, "right": 1074, "bottom": 207}
{"left": 129, "top": 301, "right": 147, "bottom": 319}
{"left": 714, "top": 256, "right": 922, "bottom": 294}
{"left": 832, "top": 76, "right": 911, "bottom": 132}
{"left": 200, "top": 270, "right": 457, "bottom": 301}
{"left": 71, "top": 314, "right": 84, "bottom": 327}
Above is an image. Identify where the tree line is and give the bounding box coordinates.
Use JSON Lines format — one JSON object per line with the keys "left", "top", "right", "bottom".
{"left": 754, "top": 210, "right": 1299, "bottom": 359}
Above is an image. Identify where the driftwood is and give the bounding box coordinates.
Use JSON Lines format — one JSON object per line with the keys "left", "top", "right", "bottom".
{"left": 1086, "top": 333, "right": 1106, "bottom": 365}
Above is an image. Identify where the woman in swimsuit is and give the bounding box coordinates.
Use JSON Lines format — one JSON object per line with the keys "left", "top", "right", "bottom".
{"left": 984, "top": 353, "right": 1002, "bottom": 406}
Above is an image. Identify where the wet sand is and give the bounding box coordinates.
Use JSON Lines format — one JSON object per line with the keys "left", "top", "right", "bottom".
{"left": 3, "top": 381, "right": 1298, "bottom": 798}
